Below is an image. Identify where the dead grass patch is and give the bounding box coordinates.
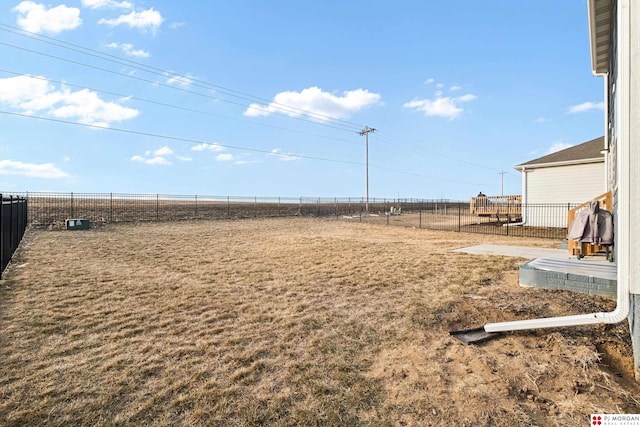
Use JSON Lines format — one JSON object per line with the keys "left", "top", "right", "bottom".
{"left": 0, "top": 218, "right": 637, "bottom": 426}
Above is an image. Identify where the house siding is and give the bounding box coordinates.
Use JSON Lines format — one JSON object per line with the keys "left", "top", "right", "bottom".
{"left": 627, "top": 0, "right": 640, "bottom": 381}
{"left": 607, "top": 0, "right": 640, "bottom": 380}
{"left": 629, "top": 0, "right": 640, "bottom": 296}
{"left": 524, "top": 162, "right": 605, "bottom": 205}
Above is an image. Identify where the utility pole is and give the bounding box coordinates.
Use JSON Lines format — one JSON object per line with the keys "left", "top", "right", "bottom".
{"left": 499, "top": 170, "right": 507, "bottom": 197}
{"left": 359, "top": 126, "right": 376, "bottom": 212}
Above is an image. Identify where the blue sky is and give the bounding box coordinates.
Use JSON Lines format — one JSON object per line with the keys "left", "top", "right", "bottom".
{"left": 0, "top": 1, "right": 604, "bottom": 200}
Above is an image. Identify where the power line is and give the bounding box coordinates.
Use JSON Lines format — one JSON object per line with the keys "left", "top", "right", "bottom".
{"left": 0, "top": 39, "right": 366, "bottom": 135}
{"left": 0, "top": 110, "right": 484, "bottom": 186}
{"left": 0, "top": 25, "right": 513, "bottom": 176}
{"left": 0, "top": 24, "right": 501, "bottom": 186}
{"left": 375, "top": 130, "right": 503, "bottom": 172}
{"left": 0, "top": 24, "right": 365, "bottom": 132}
{"left": 0, "top": 68, "right": 363, "bottom": 147}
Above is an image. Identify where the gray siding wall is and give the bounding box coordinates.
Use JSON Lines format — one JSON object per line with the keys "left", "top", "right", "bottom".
{"left": 630, "top": 0, "right": 639, "bottom": 295}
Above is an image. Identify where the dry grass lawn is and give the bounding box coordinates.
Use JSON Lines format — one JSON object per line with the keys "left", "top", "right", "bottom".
{"left": 0, "top": 218, "right": 638, "bottom": 426}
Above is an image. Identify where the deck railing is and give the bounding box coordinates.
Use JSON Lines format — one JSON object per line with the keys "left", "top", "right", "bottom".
{"left": 469, "top": 195, "right": 522, "bottom": 218}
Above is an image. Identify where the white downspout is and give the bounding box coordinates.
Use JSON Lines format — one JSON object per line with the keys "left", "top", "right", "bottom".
{"left": 484, "top": 0, "right": 631, "bottom": 334}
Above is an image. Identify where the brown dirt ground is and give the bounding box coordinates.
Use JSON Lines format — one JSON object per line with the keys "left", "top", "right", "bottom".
{"left": 0, "top": 218, "right": 638, "bottom": 426}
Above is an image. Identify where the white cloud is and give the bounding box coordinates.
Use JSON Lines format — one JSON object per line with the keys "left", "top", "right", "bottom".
{"left": 457, "top": 94, "right": 477, "bottom": 102}
{"left": 424, "top": 78, "right": 435, "bottom": 84}
{"left": 106, "top": 42, "right": 150, "bottom": 58}
{"left": 567, "top": 101, "right": 604, "bottom": 114}
{"left": 450, "top": 85, "right": 462, "bottom": 91}
{"left": 98, "top": 8, "right": 164, "bottom": 32}
{"left": 403, "top": 93, "right": 477, "bottom": 119}
{"left": 234, "top": 159, "right": 261, "bottom": 165}
{"left": 243, "top": 86, "right": 381, "bottom": 120}
{"left": 165, "top": 73, "right": 194, "bottom": 87}
{"left": 216, "top": 153, "right": 234, "bottom": 162}
{"left": 546, "top": 141, "right": 574, "bottom": 154}
{"left": 49, "top": 88, "right": 138, "bottom": 125}
{"left": 0, "top": 74, "right": 139, "bottom": 126}
{"left": 169, "top": 21, "right": 185, "bottom": 29}
{"left": 146, "top": 157, "right": 170, "bottom": 165}
{"left": 176, "top": 155, "right": 192, "bottom": 161}
{"left": 131, "top": 146, "right": 178, "bottom": 165}
{"left": 0, "top": 159, "right": 69, "bottom": 178}
{"left": 81, "top": 0, "right": 132, "bottom": 9}
{"left": 152, "top": 146, "right": 173, "bottom": 156}
{"left": 13, "top": 1, "right": 81, "bottom": 34}
{"left": 191, "top": 143, "right": 224, "bottom": 152}
{"left": 535, "top": 117, "right": 551, "bottom": 123}
{"left": 130, "top": 155, "right": 171, "bottom": 165}
{"left": 270, "top": 149, "right": 299, "bottom": 161}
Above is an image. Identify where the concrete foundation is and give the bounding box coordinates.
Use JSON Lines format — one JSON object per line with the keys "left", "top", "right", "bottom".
{"left": 630, "top": 294, "right": 640, "bottom": 381}
{"left": 519, "top": 257, "right": 617, "bottom": 297}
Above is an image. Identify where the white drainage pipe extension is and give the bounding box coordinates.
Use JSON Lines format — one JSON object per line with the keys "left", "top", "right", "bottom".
{"left": 484, "top": 0, "right": 632, "bottom": 334}
{"left": 484, "top": 207, "right": 629, "bottom": 333}
{"left": 484, "top": 169, "right": 630, "bottom": 332}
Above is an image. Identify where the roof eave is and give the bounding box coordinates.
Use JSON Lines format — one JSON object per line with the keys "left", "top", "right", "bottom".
{"left": 588, "top": 0, "right": 612, "bottom": 75}
{"left": 515, "top": 157, "right": 604, "bottom": 171}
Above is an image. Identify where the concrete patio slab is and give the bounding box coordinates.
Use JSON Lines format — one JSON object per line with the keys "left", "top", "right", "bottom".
{"left": 452, "top": 244, "right": 570, "bottom": 260}
{"left": 452, "top": 244, "right": 617, "bottom": 296}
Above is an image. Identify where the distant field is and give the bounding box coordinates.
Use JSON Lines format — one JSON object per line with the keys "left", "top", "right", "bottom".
{"left": 1, "top": 218, "right": 636, "bottom": 426}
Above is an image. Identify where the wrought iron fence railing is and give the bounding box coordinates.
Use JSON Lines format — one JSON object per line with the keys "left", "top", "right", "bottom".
{"left": 1, "top": 194, "right": 28, "bottom": 278}
{"left": 7, "top": 192, "right": 577, "bottom": 241}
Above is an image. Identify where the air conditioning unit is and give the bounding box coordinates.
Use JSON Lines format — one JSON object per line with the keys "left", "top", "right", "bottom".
{"left": 65, "top": 219, "right": 90, "bottom": 230}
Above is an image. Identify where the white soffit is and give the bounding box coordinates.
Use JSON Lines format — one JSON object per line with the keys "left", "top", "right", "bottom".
{"left": 588, "top": 0, "right": 612, "bottom": 75}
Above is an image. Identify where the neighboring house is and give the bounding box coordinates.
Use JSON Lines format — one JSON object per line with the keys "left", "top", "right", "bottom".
{"left": 587, "top": 0, "right": 639, "bottom": 381}
{"left": 513, "top": 136, "right": 605, "bottom": 227}
{"left": 515, "top": 136, "right": 606, "bottom": 205}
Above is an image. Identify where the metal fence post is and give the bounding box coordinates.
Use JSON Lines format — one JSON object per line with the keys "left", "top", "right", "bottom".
{"left": 21, "top": 197, "right": 27, "bottom": 241}
{"left": 458, "top": 204, "right": 461, "bottom": 232}
{"left": 9, "top": 195, "right": 14, "bottom": 258}
{"left": 109, "top": 193, "right": 113, "bottom": 223}
{"left": 506, "top": 202, "right": 510, "bottom": 236}
{"left": 0, "top": 194, "right": 3, "bottom": 279}
{"left": 70, "top": 192, "right": 74, "bottom": 218}
{"left": 156, "top": 194, "right": 159, "bottom": 221}
{"left": 419, "top": 209, "right": 422, "bottom": 229}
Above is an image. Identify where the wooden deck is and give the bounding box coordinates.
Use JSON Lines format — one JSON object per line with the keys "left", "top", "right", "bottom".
{"left": 469, "top": 195, "right": 522, "bottom": 221}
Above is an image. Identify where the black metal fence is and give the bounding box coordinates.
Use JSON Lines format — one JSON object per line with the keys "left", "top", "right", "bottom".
{"left": 341, "top": 202, "right": 578, "bottom": 240}
{"left": 17, "top": 192, "right": 438, "bottom": 226}
{"left": 9, "top": 192, "right": 576, "bottom": 240}
{"left": 1, "top": 195, "right": 28, "bottom": 278}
